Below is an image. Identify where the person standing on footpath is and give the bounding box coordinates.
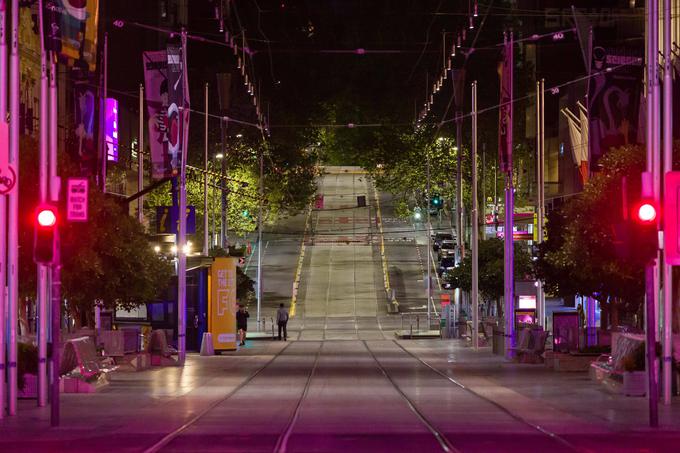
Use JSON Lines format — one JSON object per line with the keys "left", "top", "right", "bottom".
{"left": 236, "top": 304, "right": 250, "bottom": 346}
{"left": 276, "top": 303, "right": 289, "bottom": 341}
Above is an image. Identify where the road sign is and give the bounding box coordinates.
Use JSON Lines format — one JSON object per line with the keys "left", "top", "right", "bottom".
{"left": 0, "top": 121, "right": 17, "bottom": 195}
{"left": 66, "top": 178, "right": 89, "bottom": 222}
{"left": 156, "top": 205, "right": 196, "bottom": 234}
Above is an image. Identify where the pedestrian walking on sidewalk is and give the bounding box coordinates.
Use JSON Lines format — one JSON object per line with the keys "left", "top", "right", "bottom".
{"left": 276, "top": 303, "right": 289, "bottom": 341}
{"left": 237, "top": 304, "right": 249, "bottom": 346}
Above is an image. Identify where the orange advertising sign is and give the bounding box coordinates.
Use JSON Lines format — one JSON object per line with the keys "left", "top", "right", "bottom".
{"left": 209, "top": 257, "right": 238, "bottom": 350}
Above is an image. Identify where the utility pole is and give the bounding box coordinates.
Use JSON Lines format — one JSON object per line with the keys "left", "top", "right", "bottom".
{"left": 471, "top": 81, "right": 479, "bottom": 350}
{"left": 7, "top": 0, "right": 20, "bottom": 415}
{"left": 138, "top": 84, "right": 144, "bottom": 224}
{"left": 203, "top": 83, "right": 209, "bottom": 255}
{"left": 426, "top": 151, "right": 432, "bottom": 325}
{"left": 176, "top": 30, "right": 189, "bottom": 365}
{"left": 37, "top": 0, "right": 49, "bottom": 408}
{"left": 99, "top": 33, "right": 108, "bottom": 190}
{"left": 536, "top": 79, "right": 545, "bottom": 327}
{"left": 0, "top": 0, "right": 7, "bottom": 420}
{"left": 256, "top": 149, "right": 264, "bottom": 329}
{"left": 456, "top": 112, "right": 464, "bottom": 261}
{"left": 661, "top": 0, "right": 673, "bottom": 406}
{"left": 220, "top": 118, "right": 228, "bottom": 249}
{"left": 502, "top": 31, "right": 515, "bottom": 360}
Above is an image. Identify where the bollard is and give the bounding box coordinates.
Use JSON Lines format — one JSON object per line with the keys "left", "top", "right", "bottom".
{"left": 410, "top": 322, "right": 413, "bottom": 339}
{"left": 416, "top": 315, "right": 420, "bottom": 332}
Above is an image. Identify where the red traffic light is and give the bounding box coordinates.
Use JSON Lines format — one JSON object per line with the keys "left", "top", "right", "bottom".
{"left": 37, "top": 208, "right": 57, "bottom": 227}
{"left": 637, "top": 202, "right": 657, "bottom": 223}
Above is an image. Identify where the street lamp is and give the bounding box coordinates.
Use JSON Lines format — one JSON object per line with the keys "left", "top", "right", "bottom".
{"left": 215, "top": 153, "right": 224, "bottom": 159}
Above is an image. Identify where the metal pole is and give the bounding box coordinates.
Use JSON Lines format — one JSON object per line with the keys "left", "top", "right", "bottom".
{"left": 456, "top": 113, "right": 464, "bottom": 260}
{"left": 504, "top": 31, "right": 515, "bottom": 360}
{"left": 177, "top": 31, "right": 188, "bottom": 365}
{"left": 256, "top": 150, "right": 263, "bottom": 329}
{"left": 652, "top": 0, "right": 662, "bottom": 338}
{"left": 7, "top": 0, "right": 19, "bottom": 415}
{"left": 662, "top": 0, "right": 673, "bottom": 406}
{"left": 536, "top": 79, "right": 546, "bottom": 327}
{"left": 203, "top": 83, "right": 209, "bottom": 255}
{"left": 100, "top": 33, "right": 108, "bottom": 191}
{"left": 36, "top": 0, "right": 48, "bottom": 407}
{"left": 138, "top": 84, "right": 144, "bottom": 224}
{"left": 426, "top": 151, "right": 432, "bottom": 325}
{"left": 471, "top": 81, "right": 479, "bottom": 350}
{"left": 0, "top": 0, "right": 6, "bottom": 419}
{"left": 481, "top": 142, "right": 486, "bottom": 240}
{"left": 220, "top": 118, "right": 228, "bottom": 249}
{"left": 645, "top": 263, "right": 659, "bottom": 427}
{"left": 49, "top": 55, "right": 59, "bottom": 427}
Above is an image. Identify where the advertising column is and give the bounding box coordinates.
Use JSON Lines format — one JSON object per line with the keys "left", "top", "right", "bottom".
{"left": 209, "top": 257, "right": 238, "bottom": 351}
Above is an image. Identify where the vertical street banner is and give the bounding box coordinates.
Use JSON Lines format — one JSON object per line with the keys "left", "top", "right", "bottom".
{"left": 166, "top": 41, "right": 190, "bottom": 176}
{"left": 209, "top": 257, "right": 237, "bottom": 351}
{"left": 72, "top": 80, "right": 98, "bottom": 176}
{"left": 587, "top": 46, "right": 643, "bottom": 168}
{"left": 498, "top": 35, "right": 512, "bottom": 174}
{"left": 143, "top": 50, "right": 172, "bottom": 179}
{"left": 46, "top": 0, "right": 99, "bottom": 71}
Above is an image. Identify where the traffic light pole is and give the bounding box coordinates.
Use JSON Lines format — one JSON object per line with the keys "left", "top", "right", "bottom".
{"left": 37, "top": 0, "right": 49, "bottom": 408}
{"left": 49, "top": 53, "right": 60, "bottom": 427}
{"left": 661, "top": 0, "right": 673, "bottom": 406}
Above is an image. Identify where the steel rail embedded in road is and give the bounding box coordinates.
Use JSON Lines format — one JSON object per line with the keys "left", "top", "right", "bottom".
{"left": 272, "top": 343, "right": 324, "bottom": 453}
{"left": 392, "top": 341, "right": 580, "bottom": 452}
{"left": 142, "top": 342, "right": 294, "bottom": 453}
{"left": 362, "top": 341, "right": 460, "bottom": 453}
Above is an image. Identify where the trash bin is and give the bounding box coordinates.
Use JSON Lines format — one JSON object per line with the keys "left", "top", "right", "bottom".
{"left": 492, "top": 327, "right": 504, "bottom": 355}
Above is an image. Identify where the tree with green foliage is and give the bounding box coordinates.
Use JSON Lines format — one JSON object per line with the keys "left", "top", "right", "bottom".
{"left": 535, "top": 144, "right": 649, "bottom": 328}
{"left": 444, "top": 238, "right": 533, "bottom": 316}
{"left": 18, "top": 137, "right": 173, "bottom": 327}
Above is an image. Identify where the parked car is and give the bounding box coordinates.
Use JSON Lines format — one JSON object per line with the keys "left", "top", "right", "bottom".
{"left": 438, "top": 257, "right": 456, "bottom": 276}
{"left": 432, "top": 232, "right": 454, "bottom": 251}
{"left": 437, "top": 240, "right": 456, "bottom": 260}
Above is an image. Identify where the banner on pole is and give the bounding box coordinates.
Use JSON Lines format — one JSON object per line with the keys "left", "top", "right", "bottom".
{"left": 166, "top": 41, "right": 190, "bottom": 176}
{"left": 498, "top": 34, "right": 513, "bottom": 174}
{"left": 587, "top": 46, "right": 643, "bottom": 168}
{"left": 143, "top": 50, "right": 173, "bottom": 179}
{"left": 72, "top": 80, "right": 98, "bottom": 176}
{"left": 46, "top": 0, "right": 99, "bottom": 71}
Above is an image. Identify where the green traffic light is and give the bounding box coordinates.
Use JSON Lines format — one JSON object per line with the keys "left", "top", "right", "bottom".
{"left": 242, "top": 210, "right": 250, "bottom": 218}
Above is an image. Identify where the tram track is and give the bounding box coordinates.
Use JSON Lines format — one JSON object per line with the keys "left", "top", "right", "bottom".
{"left": 388, "top": 340, "right": 581, "bottom": 452}
{"left": 143, "top": 341, "right": 315, "bottom": 453}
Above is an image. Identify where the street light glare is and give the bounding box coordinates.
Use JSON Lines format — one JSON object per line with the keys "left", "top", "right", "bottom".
{"left": 215, "top": 153, "right": 224, "bottom": 159}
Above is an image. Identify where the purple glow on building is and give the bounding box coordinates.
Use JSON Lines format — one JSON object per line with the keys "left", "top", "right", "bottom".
{"left": 105, "top": 97, "right": 119, "bottom": 162}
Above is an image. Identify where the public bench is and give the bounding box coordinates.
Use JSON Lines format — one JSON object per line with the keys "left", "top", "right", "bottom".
{"left": 589, "top": 332, "right": 644, "bottom": 383}
{"left": 60, "top": 336, "right": 116, "bottom": 393}
{"left": 146, "top": 329, "right": 178, "bottom": 366}
{"left": 511, "top": 328, "right": 549, "bottom": 364}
